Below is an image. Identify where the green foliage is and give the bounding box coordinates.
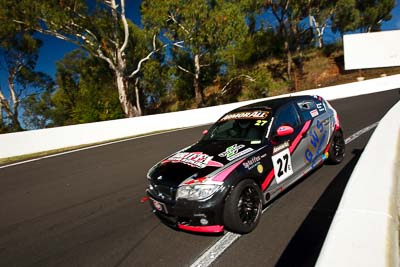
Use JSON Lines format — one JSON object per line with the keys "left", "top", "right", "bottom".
{"left": 232, "top": 29, "right": 284, "bottom": 67}
{"left": 142, "top": 0, "right": 248, "bottom": 106}
{"left": 139, "top": 60, "right": 169, "bottom": 112}
{"left": 331, "top": 0, "right": 360, "bottom": 35}
{"left": 356, "top": 0, "right": 395, "bottom": 32}
{"left": 51, "top": 50, "right": 124, "bottom": 125}
{"left": 22, "top": 89, "right": 53, "bottom": 129}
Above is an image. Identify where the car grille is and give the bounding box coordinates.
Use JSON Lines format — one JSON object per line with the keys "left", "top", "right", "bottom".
{"left": 149, "top": 183, "right": 176, "bottom": 202}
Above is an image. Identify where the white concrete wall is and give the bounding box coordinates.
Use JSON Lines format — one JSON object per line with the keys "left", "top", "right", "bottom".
{"left": 1, "top": 74, "right": 400, "bottom": 159}
{"left": 316, "top": 100, "right": 400, "bottom": 267}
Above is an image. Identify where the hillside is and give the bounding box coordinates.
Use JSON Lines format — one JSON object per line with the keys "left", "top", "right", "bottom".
{"left": 157, "top": 47, "right": 400, "bottom": 114}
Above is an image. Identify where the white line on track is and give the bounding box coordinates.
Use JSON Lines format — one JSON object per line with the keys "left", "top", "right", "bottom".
{"left": 344, "top": 122, "right": 379, "bottom": 145}
{"left": 190, "top": 121, "right": 379, "bottom": 267}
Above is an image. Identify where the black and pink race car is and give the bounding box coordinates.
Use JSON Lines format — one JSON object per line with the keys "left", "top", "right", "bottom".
{"left": 146, "top": 95, "right": 345, "bottom": 234}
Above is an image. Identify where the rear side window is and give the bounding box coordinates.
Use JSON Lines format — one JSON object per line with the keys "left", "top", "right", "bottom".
{"left": 297, "top": 100, "right": 316, "bottom": 111}
{"left": 297, "top": 98, "right": 325, "bottom": 121}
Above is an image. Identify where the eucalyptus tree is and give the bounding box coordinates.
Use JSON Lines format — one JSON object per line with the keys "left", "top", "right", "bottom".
{"left": 330, "top": 0, "right": 394, "bottom": 35}
{"left": 0, "top": 0, "right": 166, "bottom": 117}
{"left": 141, "top": 0, "right": 248, "bottom": 107}
{"left": 0, "top": 31, "right": 53, "bottom": 132}
{"left": 356, "top": 0, "right": 395, "bottom": 32}
{"left": 331, "top": 0, "right": 360, "bottom": 35}
{"left": 266, "top": 0, "right": 313, "bottom": 80}
{"left": 307, "top": 0, "right": 337, "bottom": 48}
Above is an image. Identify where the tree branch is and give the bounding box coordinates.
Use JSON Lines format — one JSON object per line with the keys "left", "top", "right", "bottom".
{"left": 168, "top": 12, "right": 191, "bottom": 35}
{"left": 120, "top": 0, "right": 130, "bottom": 53}
{"left": 95, "top": 47, "right": 117, "bottom": 71}
{"left": 177, "top": 65, "right": 194, "bottom": 76}
{"left": 127, "top": 37, "right": 183, "bottom": 79}
{"left": 0, "top": 90, "right": 13, "bottom": 117}
{"left": 221, "top": 74, "right": 256, "bottom": 95}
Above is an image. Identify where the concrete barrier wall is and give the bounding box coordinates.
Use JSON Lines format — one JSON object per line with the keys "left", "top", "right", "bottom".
{"left": 1, "top": 74, "right": 400, "bottom": 159}
{"left": 316, "top": 100, "right": 400, "bottom": 267}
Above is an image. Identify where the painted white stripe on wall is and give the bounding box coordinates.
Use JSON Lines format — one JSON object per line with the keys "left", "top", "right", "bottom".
{"left": 1, "top": 74, "right": 400, "bottom": 159}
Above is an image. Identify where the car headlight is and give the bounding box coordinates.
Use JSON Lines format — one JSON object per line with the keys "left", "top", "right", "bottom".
{"left": 176, "top": 184, "right": 221, "bottom": 201}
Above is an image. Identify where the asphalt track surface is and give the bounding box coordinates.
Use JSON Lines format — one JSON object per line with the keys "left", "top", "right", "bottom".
{"left": 0, "top": 89, "right": 399, "bottom": 267}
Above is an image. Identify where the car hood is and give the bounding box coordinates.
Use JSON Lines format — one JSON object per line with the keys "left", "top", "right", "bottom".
{"left": 148, "top": 140, "right": 263, "bottom": 187}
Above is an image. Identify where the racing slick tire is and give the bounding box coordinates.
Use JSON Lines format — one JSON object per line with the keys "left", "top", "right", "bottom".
{"left": 327, "top": 130, "right": 345, "bottom": 164}
{"left": 223, "top": 179, "right": 262, "bottom": 234}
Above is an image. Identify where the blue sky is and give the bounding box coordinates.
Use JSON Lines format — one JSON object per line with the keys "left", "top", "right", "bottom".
{"left": 2, "top": 1, "right": 400, "bottom": 89}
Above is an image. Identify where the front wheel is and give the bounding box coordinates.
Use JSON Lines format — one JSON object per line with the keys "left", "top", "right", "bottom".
{"left": 327, "top": 130, "right": 345, "bottom": 164}
{"left": 223, "top": 179, "right": 262, "bottom": 234}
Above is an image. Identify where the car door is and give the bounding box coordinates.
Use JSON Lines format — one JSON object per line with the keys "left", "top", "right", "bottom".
{"left": 269, "top": 103, "right": 304, "bottom": 185}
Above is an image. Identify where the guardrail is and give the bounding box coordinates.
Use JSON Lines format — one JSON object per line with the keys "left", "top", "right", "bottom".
{"left": 1, "top": 74, "right": 400, "bottom": 160}
{"left": 316, "top": 100, "right": 400, "bottom": 267}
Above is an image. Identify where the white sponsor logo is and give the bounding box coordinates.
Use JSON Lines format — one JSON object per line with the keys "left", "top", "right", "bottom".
{"left": 218, "top": 144, "right": 254, "bottom": 161}
{"left": 220, "top": 110, "right": 269, "bottom": 121}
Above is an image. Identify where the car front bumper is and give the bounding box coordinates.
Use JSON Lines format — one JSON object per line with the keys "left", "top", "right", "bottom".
{"left": 146, "top": 189, "right": 227, "bottom": 233}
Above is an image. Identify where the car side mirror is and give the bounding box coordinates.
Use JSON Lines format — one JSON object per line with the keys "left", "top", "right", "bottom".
{"left": 276, "top": 125, "right": 294, "bottom": 137}
{"left": 202, "top": 129, "right": 209, "bottom": 135}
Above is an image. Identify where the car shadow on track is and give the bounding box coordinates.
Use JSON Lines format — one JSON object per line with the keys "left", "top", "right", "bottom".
{"left": 275, "top": 149, "right": 363, "bottom": 267}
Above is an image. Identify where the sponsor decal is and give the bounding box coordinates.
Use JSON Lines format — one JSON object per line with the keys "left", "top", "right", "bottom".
{"left": 220, "top": 110, "right": 269, "bottom": 121}
{"left": 163, "top": 152, "right": 223, "bottom": 169}
{"left": 257, "top": 164, "right": 264, "bottom": 174}
{"left": 273, "top": 141, "right": 290, "bottom": 154}
{"left": 184, "top": 177, "right": 207, "bottom": 185}
{"left": 272, "top": 148, "right": 293, "bottom": 184}
{"left": 310, "top": 109, "right": 319, "bottom": 118}
{"left": 305, "top": 120, "right": 328, "bottom": 168}
{"left": 316, "top": 102, "right": 325, "bottom": 112}
{"left": 243, "top": 154, "right": 266, "bottom": 170}
{"left": 254, "top": 120, "right": 268, "bottom": 126}
{"left": 218, "top": 144, "right": 254, "bottom": 161}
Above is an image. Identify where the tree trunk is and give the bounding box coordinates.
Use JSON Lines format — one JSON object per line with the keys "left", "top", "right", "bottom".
{"left": 115, "top": 71, "right": 141, "bottom": 117}
{"left": 11, "top": 113, "right": 22, "bottom": 131}
{"left": 134, "top": 77, "right": 142, "bottom": 116}
{"left": 317, "top": 34, "right": 323, "bottom": 48}
{"left": 284, "top": 40, "right": 292, "bottom": 81}
{"left": 194, "top": 54, "right": 204, "bottom": 107}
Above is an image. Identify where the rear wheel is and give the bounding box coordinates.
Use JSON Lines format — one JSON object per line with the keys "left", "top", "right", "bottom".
{"left": 223, "top": 179, "right": 262, "bottom": 234}
{"left": 327, "top": 130, "right": 345, "bottom": 164}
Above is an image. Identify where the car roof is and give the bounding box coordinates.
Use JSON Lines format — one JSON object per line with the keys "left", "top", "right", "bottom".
{"left": 230, "top": 95, "right": 316, "bottom": 115}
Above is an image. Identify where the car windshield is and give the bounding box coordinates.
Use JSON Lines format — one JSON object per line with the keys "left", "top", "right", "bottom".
{"left": 202, "top": 110, "right": 271, "bottom": 142}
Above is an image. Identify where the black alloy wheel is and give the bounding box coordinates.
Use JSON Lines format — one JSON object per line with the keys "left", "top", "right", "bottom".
{"left": 238, "top": 185, "right": 261, "bottom": 225}
{"left": 327, "top": 130, "right": 345, "bottom": 164}
{"left": 224, "top": 179, "right": 262, "bottom": 234}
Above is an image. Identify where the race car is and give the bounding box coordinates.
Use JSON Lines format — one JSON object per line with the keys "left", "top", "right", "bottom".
{"left": 146, "top": 95, "right": 345, "bottom": 234}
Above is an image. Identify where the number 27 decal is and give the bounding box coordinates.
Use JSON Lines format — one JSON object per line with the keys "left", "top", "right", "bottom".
{"left": 255, "top": 120, "right": 268, "bottom": 126}
{"left": 271, "top": 148, "right": 293, "bottom": 184}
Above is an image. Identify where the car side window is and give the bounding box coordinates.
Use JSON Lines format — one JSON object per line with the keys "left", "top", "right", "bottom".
{"left": 274, "top": 104, "right": 301, "bottom": 128}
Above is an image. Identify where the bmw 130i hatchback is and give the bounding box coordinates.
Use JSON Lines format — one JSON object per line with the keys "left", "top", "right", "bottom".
{"left": 146, "top": 95, "right": 345, "bottom": 234}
